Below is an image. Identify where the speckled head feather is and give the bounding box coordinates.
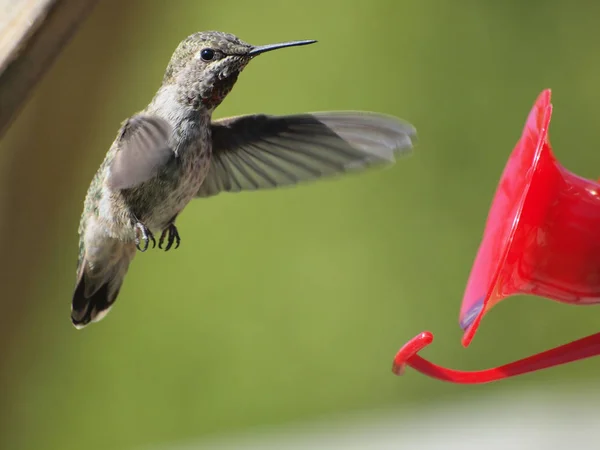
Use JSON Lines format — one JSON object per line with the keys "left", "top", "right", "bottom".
{"left": 161, "top": 31, "right": 252, "bottom": 110}
{"left": 162, "top": 31, "right": 316, "bottom": 110}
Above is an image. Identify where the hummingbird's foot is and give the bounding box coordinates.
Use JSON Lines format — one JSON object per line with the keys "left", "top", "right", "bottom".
{"left": 158, "top": 223, "right": 180, "bottom": 251}
{"left": 135, "top": 222, "right": 156, "bottom": 252}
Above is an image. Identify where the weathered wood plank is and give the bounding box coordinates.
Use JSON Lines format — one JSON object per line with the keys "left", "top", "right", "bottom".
{"left": 0, "top": 0, "right": 100, "bottom": 137}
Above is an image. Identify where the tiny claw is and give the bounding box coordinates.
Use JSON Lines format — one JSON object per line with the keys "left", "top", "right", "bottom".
{"left": 158, "top": 230, "right": 166, "bottom": 249}
{"left": 135, "top": 222, "right": 155, "bottom": 252}
{"left": 159, "top": 223, "right": 180, "bottom": 251}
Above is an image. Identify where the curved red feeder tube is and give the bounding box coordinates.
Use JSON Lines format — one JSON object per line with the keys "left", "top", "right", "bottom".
{"left": 392, "top": 331, "right": 600, "bottom": 384}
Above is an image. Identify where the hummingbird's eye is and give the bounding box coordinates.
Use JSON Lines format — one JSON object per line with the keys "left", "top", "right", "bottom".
{"left": 200, "top": 48, "right": 215, "bottom": 62}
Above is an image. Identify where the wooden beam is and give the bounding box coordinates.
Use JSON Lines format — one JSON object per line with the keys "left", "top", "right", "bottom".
{"left": 0, "top": 0, "right": 100, "bottom": 137}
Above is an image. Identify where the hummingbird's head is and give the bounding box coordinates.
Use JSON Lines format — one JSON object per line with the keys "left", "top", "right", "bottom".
{"left": 163, "top": 31, "right": 316, "bottom": 110}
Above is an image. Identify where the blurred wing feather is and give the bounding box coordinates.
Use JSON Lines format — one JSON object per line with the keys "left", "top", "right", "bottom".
{"left": 196, "top": 112, "right": 416, "bottom": 198}
{"left": 107, "top": 114, "right": 174, "bottom": 190}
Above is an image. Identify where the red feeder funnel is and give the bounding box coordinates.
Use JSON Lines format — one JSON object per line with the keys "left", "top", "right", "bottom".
{"left": 393, "top": 89, "right": 600, "bottom": 383}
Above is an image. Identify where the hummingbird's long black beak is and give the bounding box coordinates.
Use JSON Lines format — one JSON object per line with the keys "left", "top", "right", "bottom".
{"left": 248, "top": 40, "right": 317, "bottom": 57}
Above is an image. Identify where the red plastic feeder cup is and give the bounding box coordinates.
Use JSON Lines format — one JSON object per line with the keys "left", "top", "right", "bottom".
{"left": 393, "top": 89, "right": 600, "bottom": 384}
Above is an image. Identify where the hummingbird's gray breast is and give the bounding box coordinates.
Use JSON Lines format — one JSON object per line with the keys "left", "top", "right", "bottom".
{"left": 123, "top": 123, "right": 212, "bottom": 232}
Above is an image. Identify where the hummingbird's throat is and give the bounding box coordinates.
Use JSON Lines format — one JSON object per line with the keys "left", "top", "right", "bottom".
{"left": 200, "top": 72, "right": 240, "bottom": 109}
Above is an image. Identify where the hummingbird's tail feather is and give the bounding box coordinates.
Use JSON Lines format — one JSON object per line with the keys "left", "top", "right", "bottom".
{"left": 71, "top": 275, "right": 120, "bottom": 329}
{"left": 71, "top": 246, "right": 135, "bottom": 329}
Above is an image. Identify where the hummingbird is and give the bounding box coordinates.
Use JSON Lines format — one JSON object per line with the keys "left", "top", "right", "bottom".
{"left": 71, "top": 31, "right": 417, "bottom": 329}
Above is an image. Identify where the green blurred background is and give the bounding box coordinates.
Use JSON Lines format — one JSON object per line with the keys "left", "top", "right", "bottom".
{"left": 1, "top": 1, "right": 600, "bottom": 449}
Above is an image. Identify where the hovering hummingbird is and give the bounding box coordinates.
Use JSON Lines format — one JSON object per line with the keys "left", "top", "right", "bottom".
{"left": 72, "top": 31, "right": 417, "bottom": 329}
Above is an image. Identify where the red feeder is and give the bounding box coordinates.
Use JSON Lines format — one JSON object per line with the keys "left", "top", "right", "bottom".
{"left": 393, "top": 89, "right": 600, "bottom": 383}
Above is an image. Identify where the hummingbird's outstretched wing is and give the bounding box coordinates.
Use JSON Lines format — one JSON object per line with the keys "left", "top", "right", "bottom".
{"left": 107, "top": 114, "right": 174, "bottom": 190}
{"left": 197, "top": 112, "right": 416, "bottom": 198}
